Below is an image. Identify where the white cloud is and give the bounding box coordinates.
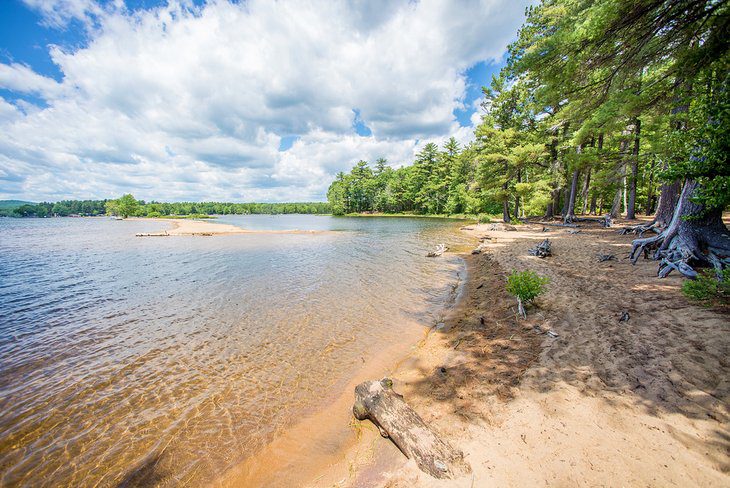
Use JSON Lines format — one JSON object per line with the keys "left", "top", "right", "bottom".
{"left": 21, "top": 0, "right": 115, "bottom": 29}
{"left": 1, "top": 0, "right": 528, "bottom": 202}
{"left": 0, "top": 63, "right": 64, "bottom": 98}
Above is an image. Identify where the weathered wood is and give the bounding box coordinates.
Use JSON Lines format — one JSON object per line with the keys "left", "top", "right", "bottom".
{"left": 426, "top": 243, "right": 448, "bottom": 257}
{"left": 528, "top": 238, "right": 551, "bottom": 258}
{"left": 598, "top": 254, "right": 617, "bottom": 262}
{"left": 619, "top": 222, "right": 660, "bottom": 236}
{"left": 353, "top": 378, "right": 470, "bottom": 479}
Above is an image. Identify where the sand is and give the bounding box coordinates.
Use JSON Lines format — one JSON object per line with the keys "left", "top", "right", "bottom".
{"left": 132, "top": 218, "right": 327, "bottom": 236}
{"left": 308, "top": 220, "right": 729, "bottom": 487}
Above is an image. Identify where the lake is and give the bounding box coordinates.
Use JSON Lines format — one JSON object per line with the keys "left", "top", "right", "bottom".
{"left": 0, "top": 215, "right": 468, "bottom": 486}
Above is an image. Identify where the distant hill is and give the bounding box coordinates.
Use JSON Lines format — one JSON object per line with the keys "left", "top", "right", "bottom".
{"left": 0, "top": 200, "right": 35, "bottom": 209}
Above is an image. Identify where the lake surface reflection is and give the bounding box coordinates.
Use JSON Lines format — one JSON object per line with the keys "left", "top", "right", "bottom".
{"left": 0, "top": 215, "right": 468, "bottom": 486}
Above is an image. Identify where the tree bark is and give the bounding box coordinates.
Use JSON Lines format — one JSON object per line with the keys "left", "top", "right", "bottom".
{"left": 626, "top": 118, "right": 641, "bottom": 219}
{"left": 514, "top": 168, "right": 521, "bottom": 220}
{"left": 611, "top": 130, "right": 630, "bottom": 219}
{"left": 564, "top": 166, "right": 580, "bottom": 223}
{"left": 610, "top": 181, "right": 623, "bottom": 219}
{"left": 353, "top": 378, "right": 471, "bottom": 479}
{"left": 544, "top": 199, "right": 554, "bottom": 220}
{"left": 580, "top": 167, "right": 591, "bottom": 215}
{"left": 502, "top": 161, "right": 511, "bottom": 223}
{"left": 645, "top": 159, "right": 656, "bottom": 214}
{"left": 630, "top": 179, "right": 730, "bottom": 278}
{"left": 653, "top": 179, "right": 681, "bottom": 227}
{"left": 561, "top": 187, "right": 570, "bottom": 218}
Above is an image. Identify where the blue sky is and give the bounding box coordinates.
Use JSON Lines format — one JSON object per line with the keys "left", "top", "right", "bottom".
{"left": 0, "top": 0, "right": 522, "bottom": 202}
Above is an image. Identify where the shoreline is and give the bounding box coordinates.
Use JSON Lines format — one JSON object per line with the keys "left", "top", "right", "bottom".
{"left": 129, "top": 217, "right": 331, "bottom": 236}
{"left": 284, "top": 220, "right": 728, "bottom": 487}
{"left": 213, "top": 250, "right": 469, "bottom": 487}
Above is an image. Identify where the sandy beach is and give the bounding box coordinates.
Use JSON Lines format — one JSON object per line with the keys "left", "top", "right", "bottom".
{"left": 132, "top": 217, "right": 328, "bottom": 236}
{"left": 297, "top": 220, "right": 729, "bottom": 487}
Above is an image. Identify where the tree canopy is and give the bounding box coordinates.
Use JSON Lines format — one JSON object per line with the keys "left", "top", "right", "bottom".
{"left": 327, "top": 0, "right": 729, "bottom": 278}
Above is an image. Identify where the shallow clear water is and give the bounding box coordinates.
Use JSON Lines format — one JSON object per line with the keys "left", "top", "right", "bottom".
{"left": 0, "top": 215, "right": 468, "bottom": 487}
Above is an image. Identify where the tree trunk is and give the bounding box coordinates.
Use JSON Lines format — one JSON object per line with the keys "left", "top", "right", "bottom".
{"left": 580, "top": 167, "right": 591, "bottom": 215}
{"left": 552, "top": 187, "right": 562, "bottom": 218}
{"left": 645, "top": 159, "right": 656, "bottom": 214}
{"left": 626, "top": 118, "right": 641, "bottom": 219}
{"left": 653, "top": 179, "right": 681, "bottom": 227}
{"left": 589, "top": 193, "right": 598, "bottom": 215}
{"left": 544, "top": 199, "right": 554, "bottom": 220}
{"left": 514, "top": 168, "right": 521, "bottom": 220}
{"left": 561, "top": 187, "right": 570, "bottom": 218}
{"left": 610, "top": 182, "right": 623, "bottom": 219}
{"left": 564, "top": 167, "right": 580, "bottom": 223}
{"left": 630, "top": 179, "right": 730, "bottom": 278}
{"left": 611, "top": 131, "right": 630, "bottom": 219}
{"left": 353, "top": 378, "right": 471, "bottom": 479}
{"left": 502, "top": 161, "right": 511, "bottom": 223}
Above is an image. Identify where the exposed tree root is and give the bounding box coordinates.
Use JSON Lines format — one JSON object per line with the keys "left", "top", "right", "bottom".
{"left": 629, "top": 180, "right": 730, "bottom": 279}
{"left": 619, "top": 221, "right": 661, "bottom": 236}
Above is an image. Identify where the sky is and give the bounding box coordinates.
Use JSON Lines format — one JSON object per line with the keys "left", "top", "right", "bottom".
{"left": 0, "top": 0, "right": 529, "bottom": 203}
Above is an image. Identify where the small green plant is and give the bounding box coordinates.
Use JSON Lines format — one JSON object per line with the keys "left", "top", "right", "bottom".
{"left": 682, "top": 269, "right": 729, "bottom": 304}
{"left": 506, "top": 270, "right": 549, "bottom": 318}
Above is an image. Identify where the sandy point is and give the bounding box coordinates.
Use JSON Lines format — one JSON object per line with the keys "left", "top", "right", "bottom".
{"left": 129, "top": 217, "right": 333, "bottom": 236}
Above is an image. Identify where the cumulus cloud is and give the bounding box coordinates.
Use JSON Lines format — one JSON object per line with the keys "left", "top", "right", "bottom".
{"left": 1, "top": 0, "right": 528, "bottom": 202}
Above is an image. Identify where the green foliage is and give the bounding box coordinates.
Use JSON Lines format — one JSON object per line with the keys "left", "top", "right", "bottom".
{"left": 506, "top": 270, "right": 549, "bottom": 303}
{"left": 111, "top": 193, "right": 140, "bottom": 218}
{"left": 663, "top": 68, "right": 730, "bottom": 213}
{"left": 682, "top": 269, "right": 730, "bottom": 303}
{"left": 6, "top": 199, "right": 107, "bottom": 217}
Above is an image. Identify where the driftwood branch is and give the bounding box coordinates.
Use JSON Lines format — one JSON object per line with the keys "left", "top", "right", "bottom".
{"left": 426, "top": 243, "right": 448, "bottom": 257}
{"left": 353, "top": 378, "right": 471, "bottom": 479}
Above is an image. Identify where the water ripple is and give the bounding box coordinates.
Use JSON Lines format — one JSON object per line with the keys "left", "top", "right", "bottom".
{"left": 0, "top": 215, "right": 469, "bottom": 487}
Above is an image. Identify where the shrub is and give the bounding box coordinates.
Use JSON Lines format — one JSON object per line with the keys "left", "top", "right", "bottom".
{"left": 682, "top": 269, "right": 730, "bottom": 303}
{"left": 506, "top": 270, "right": 549, "bottom": 317}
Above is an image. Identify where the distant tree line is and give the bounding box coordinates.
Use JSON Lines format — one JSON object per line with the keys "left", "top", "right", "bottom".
{"left": 3, "top": 197, "right": 330, "bottom": 218}
{"left": 5, "top": 200, "right": 108, "bottom": 217}
{"left": 327, "top": 139, "right": 502, "bottom": 216}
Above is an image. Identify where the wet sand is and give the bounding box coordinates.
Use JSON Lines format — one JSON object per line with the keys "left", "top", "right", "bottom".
{"left": 307, "top": 220, "right": 729, "bottom": 487}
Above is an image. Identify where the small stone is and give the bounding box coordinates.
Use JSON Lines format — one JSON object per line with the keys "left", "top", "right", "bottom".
{"left": 434, "top": 459, "right": 448, "bottom": 472}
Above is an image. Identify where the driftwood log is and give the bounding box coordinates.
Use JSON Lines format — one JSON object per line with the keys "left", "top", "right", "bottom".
{"left": 598, "top": 253, "right": 617, "bottom": 262}
{"left": 528, "top": 238, "right": 551, "bottom": 258}
{"left": 353, "top": 378, "right": 470, "bottom": 479}
{"left": 426, "top": 243, "right": 448, "bottom": 257}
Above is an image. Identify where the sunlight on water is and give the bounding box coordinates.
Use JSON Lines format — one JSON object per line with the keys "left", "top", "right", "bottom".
{"left": 0, "top": 215, "right": 469, "bottom": 487}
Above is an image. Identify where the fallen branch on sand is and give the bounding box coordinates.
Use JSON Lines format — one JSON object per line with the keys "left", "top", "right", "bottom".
{"left": 353, "top": 378, "right": 471, "bottom": 479}
{"left": 426, "top": 243, "right": 448, "bottom": 257}
{"left": 598, "top": 254, "right": 617, "bottom": 262}
{"left": 619, "top": 222, "right": 660, "bottom": 236}
{"left": 528, "top": 239, "right": 551, "bottom": 258}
